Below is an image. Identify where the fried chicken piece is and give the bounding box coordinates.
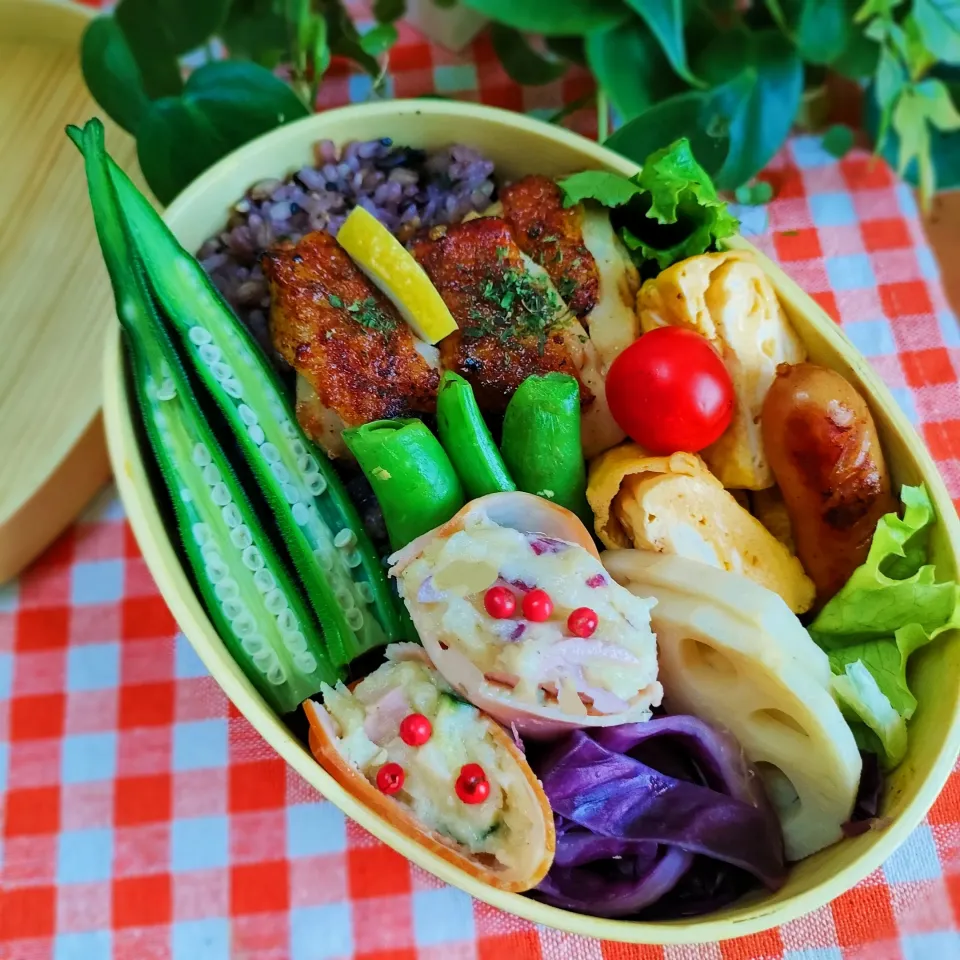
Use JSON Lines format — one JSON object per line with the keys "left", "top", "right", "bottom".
{"left": 498, "top": 176, "right": 639, "bottom": 456}
{"left": 265, "top": 231, "right": 440, "bottom": 458}
{"left": 499, "top": 175, "right": 599, "bottom": 317}
{"left": 500, "top": 175, "right": 640, "bottom": 376}
{"left": 410, "top": 217, "right": 591, "bottom": 412}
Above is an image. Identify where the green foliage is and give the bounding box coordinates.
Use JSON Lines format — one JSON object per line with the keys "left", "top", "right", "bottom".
{"left": 374, "top": 0, "right": 406, "bottom": 22}
{"left": 490, "top": 25, "right": 569, "bottom": 85}
{"left": 623, "top": 0, "right": 702, "bottom": 86}
{"left": 605, "top": 89, "right": 731, "bottom": 180}
{"left": 734, "top": 180, "right": 775, "bottom": 204}
{"left": 80, "top": 0, "right": 388, "bottom": 204}
{"left": 219, "top": 0, "right": 290, "bottom": 67}
{"left": 111, "top": 1, "right": 184, "bottom": 100}
{"left": 360, "top": 23, "right": 399, "bottom": 57}
{"left": 822, "top": 123, "right": 856, "bottom": 156}
{"left": 913, "top": 0, "right": 960, "bottom": 62}
{"left": 486, "top": 0, "right": 960, "bottom": 203}
{"left": 585, "top": 19, "right": 683, "bottom": 121}
{"left": 867, "top": 65, "right": 960, "bottom": 189}
{"left": 795, "top": 0, "right": 850, "bottom": 63}
{"left": 117, "top": 0, "right": 231, "bottom": 56}
{"left": 856, "top": 0, "right": 960, "bottom": 204}
{"left": 80, "top": 0, "right": 960, "bottom": 206}
{"left": 80, "top": 18, "right": 153, "bottom": 136}
{"left": 697, "top": 30, "right": 804, "bottom": 189}
{"left": 458, "top": 0, "right": 628, "bottom": 36}
{"left": 137, "top": 61, "right": 309, "bottom": 204}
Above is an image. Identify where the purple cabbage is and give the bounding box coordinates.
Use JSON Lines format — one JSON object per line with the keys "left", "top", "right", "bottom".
{"left": 843, "top": 751, "right": 887, "bottom": 838}
{"left": 528, "top": 717, "right": 786, "bottom": 918}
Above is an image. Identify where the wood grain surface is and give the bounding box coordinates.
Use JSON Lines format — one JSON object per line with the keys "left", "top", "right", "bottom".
{"left": 924, "top": 192, "right": 960, "bottom": 316}
{"left": 0, "top": 0, "right": 145, "bottom": 581}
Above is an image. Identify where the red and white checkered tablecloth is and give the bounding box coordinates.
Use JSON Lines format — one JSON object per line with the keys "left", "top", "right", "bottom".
{"left": 3, "top": 5, "right": 960, "bottom": 958}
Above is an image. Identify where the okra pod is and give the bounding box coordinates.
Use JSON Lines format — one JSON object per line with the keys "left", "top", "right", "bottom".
{"left": 436, "top": 371, "right": 515, "bottom": 499}
{"left": 343, "top": 419, "right": 465, "bottom": 549}
{"left": 87, "top": 139, "right": 404, "bottom": 666}
{"left": 500, "top": 373, "right": 591, "bottom": 526}
{"left": 74, "top": 119, "right": 338, "bottom": 714}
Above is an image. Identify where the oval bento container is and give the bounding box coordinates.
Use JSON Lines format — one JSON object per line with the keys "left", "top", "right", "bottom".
{"left": 102, "top": 101, "right": 960, "bottom": 944}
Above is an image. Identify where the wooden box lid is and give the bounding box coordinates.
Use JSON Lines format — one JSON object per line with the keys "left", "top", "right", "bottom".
{"left": 0, "top": 0, "right": 146, "bottom": 581}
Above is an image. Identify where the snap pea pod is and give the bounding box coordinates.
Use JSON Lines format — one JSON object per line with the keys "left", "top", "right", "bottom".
{"left": 500, "top": 373, "right": 591, "bottom": 526}
{"left": 436, "top": 371, "right": 515, "bottom": 499}
{"left": 85, "top": 136, "right": 404, "bottom": 666}
{"left": 74, "top": 120, "right": 338, "bottom": 714}
{"left": 343, "top": 419, "right": 465, "bottom": 550}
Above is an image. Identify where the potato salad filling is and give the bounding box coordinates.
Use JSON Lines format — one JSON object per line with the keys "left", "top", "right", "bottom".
{"left": 320, "top": 657, "right": 538, "bottom": 872}
{"left": 396, "top": 512, "right": 661, "bottom": 715}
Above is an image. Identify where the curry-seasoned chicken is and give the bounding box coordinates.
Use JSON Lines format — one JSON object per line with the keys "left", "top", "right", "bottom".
{"left": 638, "top": 251, "right": 806, "bottom": 489}
{"left": 499, "top": 175, "right": 639, "bottom": 375}
{"left": 265, "top": 231, "right": 440, "bottom": 458}
{"left": 411, "top": 217, "right": 623, "bottom": 456}
{"left": 499, "top": 175, "right": 599, "bottom": 316}
{"left": 409, "top": 217, "right": 588, "bottom": 411}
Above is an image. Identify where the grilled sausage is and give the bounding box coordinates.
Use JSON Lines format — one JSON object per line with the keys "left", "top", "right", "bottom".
{"left": 761, "top": 362, "right": 895, "bottom": 605}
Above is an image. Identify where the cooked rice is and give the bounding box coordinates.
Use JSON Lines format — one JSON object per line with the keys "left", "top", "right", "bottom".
{"left": 197, "top": 138, "right": 497, "bottom": 353}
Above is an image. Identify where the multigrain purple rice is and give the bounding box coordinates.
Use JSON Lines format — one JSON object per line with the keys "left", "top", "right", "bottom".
{"left": 197, "top": 138, "right": 497, "bottom": 353}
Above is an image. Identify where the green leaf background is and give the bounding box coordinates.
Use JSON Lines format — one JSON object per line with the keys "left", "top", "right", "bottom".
{"left": 81, "top": 18, "right": 153, "bottom": 136}
{"left": 77, "top": 0, "right": 960, "bottom": 202}
{"left": 491, "top": 25, "right": 569, "bottom": 85}
{"left": 459, "top": 0, "right": 628, "bottom": 36}
{"left": 137, "top": 61, "right": 309, "bottom": 204}
{"left": 586, "top": 18, "right": 685, "bottom": 122}
{"left": 624, "top": 0, "right": 701, "bottom": 86}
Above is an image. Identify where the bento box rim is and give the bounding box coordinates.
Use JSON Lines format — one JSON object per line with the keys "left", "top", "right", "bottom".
{"left": 101, "top": 99, "right": 960, "bottom": 945}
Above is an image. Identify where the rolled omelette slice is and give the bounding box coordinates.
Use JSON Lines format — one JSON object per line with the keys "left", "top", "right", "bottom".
{"left": 752, "top": 485, "right": 796, "bottom": 553}
{"left": 637, "top": 250, "right": 806, "bottom": 489}
{"left": 588, "top": 443, "right": 815, "bottom": 614}
{"left": 603, "top": 549, "right": 861, "bottom": 862}
{"left": 388, "top": 492, "right": 662, "bottom": 739}
{"left": 304, "top": 645, "right": 555, "bottom": 892}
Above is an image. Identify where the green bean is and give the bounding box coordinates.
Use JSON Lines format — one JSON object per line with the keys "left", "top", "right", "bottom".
{"left": 343, "top": 419, "right": 465, "bottom": 550}
{"left": 76, "top": 130, "right": 404, "bottom": 666}
{"left": 436, "top": 371, "right": 515, "bottom": 499}
{"left": 74, "top": 119, "right": 338, "bottom": 714}
{"left": 500, "top": 373, "right": 591, "bottom": 526}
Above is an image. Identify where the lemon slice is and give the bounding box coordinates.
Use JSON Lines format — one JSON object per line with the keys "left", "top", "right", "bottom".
{"left": 337, "top": 206, "right": 457, "bottom": 344}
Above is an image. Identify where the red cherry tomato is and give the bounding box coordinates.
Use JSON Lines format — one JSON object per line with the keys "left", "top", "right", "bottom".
{"left": 399, "top": 713, "right": 432, "bottom": 746}
{"left": 376, "top": 762, "right": 404, "bottom": 794}
{"left": 605, "top": 327, "right": 734, "bottom": 454}
{"left": 483, "top": 585, "right": 517, "bottom": 619}
{"left": 567, "top": 607, "right": 599, "bottom": 638}
{"left": 522, "top": 588, "right": 553, "bottom": 622}
{"left": 456, "top": 763, "right": 490, "bottom": 804}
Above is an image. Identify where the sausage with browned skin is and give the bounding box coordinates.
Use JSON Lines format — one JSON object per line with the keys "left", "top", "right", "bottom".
{"left": 761, "top": 362, "right": 896, "bottom": 605}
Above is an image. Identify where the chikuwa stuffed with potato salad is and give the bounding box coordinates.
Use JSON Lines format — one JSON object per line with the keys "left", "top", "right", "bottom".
{"left": 304, "top": 644, "right": 555, "bottom": 892}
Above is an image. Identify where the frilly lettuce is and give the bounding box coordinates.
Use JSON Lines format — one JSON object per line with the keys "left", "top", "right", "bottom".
{"left": 557, "top": 139, "right": 739, "bottom": 271}
{"left": 809, "top": 484, "right": 960, "bottom": 768}
{"left": 832, "top": 662, "right": 908, "bottom": 768}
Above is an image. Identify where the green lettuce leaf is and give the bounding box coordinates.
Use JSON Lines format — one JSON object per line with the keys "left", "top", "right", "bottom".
{"left": 832, "top": 661, "right": 908, "bottom": 768}
{"left": 621, "top": 139, "right": 739, "bottom": 269}
{"left": 809, "top": 484, "right": 952, "bottom": 647}
{"left": 808, "top": 483, "right": 960, "bottom": 768}
{"left": 556, "top": 170, "right": 644, "bottom": 208}
{"left": 557, "top": 138, "right": 739, "bottom": 270}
